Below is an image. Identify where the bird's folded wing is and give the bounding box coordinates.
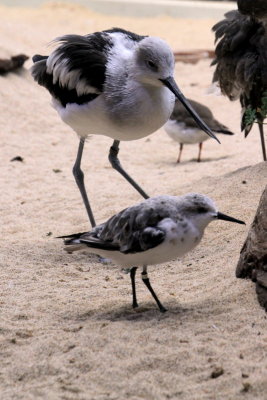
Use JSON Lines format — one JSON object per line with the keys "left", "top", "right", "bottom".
{"left": 31, "top": 32, "right": 111, "bottom": 106}
{"left": 78, "top": 226, "right": 165, "bottom": 254}
{"left": 60, "top": 197, "right": 175, "bottom": 254}
{"left": 96, "top": 201, "right": 169, "bottom": 254}
{"left": 79, "top": 236, "right": 121, "bottom": 252}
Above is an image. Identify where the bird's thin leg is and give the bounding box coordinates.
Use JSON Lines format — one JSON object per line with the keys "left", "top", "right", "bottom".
{"left": 73, "top": 138, "right": 96, "bottom": 228}
{"left": 108, "top": 140, "right": 149, "bottom": 199}
{"left": 130, "top": 267, "right": 138, "bottom": 309}
{"left": 141, "top": 266, "right": 167, "bottom": 312}
{"left": 177, "top": 143, "right": 183, "bottom": 163}
{"left": 258, "top": 122, "right": 267, "bottom": 162}
{"left": 197, "top": 142, "right": 203, "bottom": 163}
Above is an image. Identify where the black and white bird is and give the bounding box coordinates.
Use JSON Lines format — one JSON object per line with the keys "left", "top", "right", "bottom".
{"left": 60, "top": 193, "right": 245, "bottom": 312}
{"left": 212, "top": 0, "right": 267, "bottom": 161}
{"left": 164, "top": 98, "right": 234, "bottom": 162}
{"left": 31, "top": 28, "right": 218, "bottom": 228}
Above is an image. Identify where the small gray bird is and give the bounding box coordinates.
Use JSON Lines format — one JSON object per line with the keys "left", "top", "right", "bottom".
{"left": 164, "top": 99, "right": 234, "bottom": 162}
{"left": 60, "top": 193, "right": 245, "bottom": 312}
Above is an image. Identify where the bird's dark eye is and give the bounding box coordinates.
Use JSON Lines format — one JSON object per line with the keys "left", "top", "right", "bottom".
{"left": 197, "top": 207, "right": 207, "bottom": 213}
{"left": 147, "top": 60, "right": 158, "bottom": 72}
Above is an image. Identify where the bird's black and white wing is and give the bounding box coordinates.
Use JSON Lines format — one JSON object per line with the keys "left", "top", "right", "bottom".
{"left": 61, "top": 196, "right": 181, "bottom": 254}
{"left": 31, "top": 28, "right": 145, "bottom": 108}
{"left": 212, "top": 11, "right": 267, "bottom": 133}
{"left": 31, "top": 31, "right": 112, "bottom": 107}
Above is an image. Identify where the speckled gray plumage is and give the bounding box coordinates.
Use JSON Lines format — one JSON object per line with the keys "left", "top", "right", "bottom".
{"left": 62, "top": 194, "right": 215, "bottom": 255}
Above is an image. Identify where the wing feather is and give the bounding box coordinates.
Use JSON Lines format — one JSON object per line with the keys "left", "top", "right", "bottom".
{"left": 31, "top": 31, "right": 112, "bottom": 106}
{"left": 61, "top": 197, "right": 182, "bottom": 254}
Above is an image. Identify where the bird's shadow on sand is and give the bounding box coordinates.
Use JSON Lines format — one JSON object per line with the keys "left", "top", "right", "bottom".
{"left": 71, "top": 298, "right": 221, "bottom": 323}
{"left": 163, "top": 154, "right": 232, "bottom": 166}
{"left": 73, "top": 303, "right": 186, "bottom": 323}
{"left": 19, "top": 242, "right": 226, "bottom": 324}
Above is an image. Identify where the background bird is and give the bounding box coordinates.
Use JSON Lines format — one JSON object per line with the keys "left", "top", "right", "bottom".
{"left": 164, "top": 98, "right": 234, "bottom": 162}
{"left": 60, "top": 193, "right": 245, "bottom": 312}
{"left": 31, "top": 28, "right": 218, "bottom": 228}
{"left": 212, "top": 0, "right": 267, "bottom": 161}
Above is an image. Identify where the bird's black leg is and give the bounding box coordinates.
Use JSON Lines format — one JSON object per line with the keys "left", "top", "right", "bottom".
{"left": 177, "top": 143, "right": 183, "bottom": 163}
{"left": 73, "top": 138, "right": 96, "bottom": 228}
{"left": 130, "top": 267, "right": 138, "bottom": 309}
{"left": 197, "top": 142, "right": 203, "bottom": 163}
{"left": 258, "top": 122, "right": 267, "bottom": 162}
{"left": 108, "top": 140, "right": 149, "bottom": 199}
{"left": 141, "top": 266, "right": 167, "bottom": 312}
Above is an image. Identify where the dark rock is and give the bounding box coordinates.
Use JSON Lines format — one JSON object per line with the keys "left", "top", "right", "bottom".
{"left": 241, "top": 382, "right": 252, "bottom": 393}
{"left": 236, "top": 185, "right": 267, "bottom": 311}
{"left": 10, "top": 156, "right": 24, "bottom": 162}
{"left": 256, "top": 282, "right": 267, "bottom": 310}
{"left": 211, "top": 367, "right": 224, "bottom": 379}
{"left": 0, "top": 54, "right": 29, "bottom": 75}
{"left": 256, "top": 271, "right": 267, "bottom": 288}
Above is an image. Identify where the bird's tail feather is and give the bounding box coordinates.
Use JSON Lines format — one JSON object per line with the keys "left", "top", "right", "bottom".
{"left": 57, "top": 232, "right": 87, "bottom": 245}
{"left": 57, "top": 232, "right": 89, "bottom": 253}
{"left": 215, "top": 128, "right": 234, "bottom": 135}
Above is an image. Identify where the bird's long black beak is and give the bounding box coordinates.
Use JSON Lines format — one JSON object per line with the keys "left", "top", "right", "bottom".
{"left": 217, "top": 212, "right": 245, "bottom": 225}
{"left": 160, "top": 76, "right": 220, "bottom": 143}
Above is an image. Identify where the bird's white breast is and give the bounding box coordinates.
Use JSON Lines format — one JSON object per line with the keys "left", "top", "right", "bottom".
{"left": 52, "top": 85, "right": 175, "bottom": 141}
{"left": 165, "top": 120, "right": 210, "bottom": 144}
{"left": 81, "top": 217, "right": 202, "bottom": 268}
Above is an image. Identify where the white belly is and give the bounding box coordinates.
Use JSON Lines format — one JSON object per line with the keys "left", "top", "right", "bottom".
{"left": 52, "top": 85, "right": 175, "bottom": 141}
{"left": 81, "top": 220, "right": 202, "bottom": 268}
{"left": 165, "top": 120, "right": 210, "bottom": 145}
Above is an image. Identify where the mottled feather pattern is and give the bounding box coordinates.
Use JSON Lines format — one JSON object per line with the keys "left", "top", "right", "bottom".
{"left": 87, "top": 198, "right": 172, "bottom": 253}
{"left": 62, "top": 195, "right": 215, "bottom": 255}
{"left": 63, "top": 196, "right": 189, "bottom": 254}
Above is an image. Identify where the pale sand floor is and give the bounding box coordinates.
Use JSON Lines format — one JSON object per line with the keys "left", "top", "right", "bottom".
{"left": 0, "top": 3, "right": 267, "bottom": 400}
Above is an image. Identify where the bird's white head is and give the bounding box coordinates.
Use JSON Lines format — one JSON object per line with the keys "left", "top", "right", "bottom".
{"left": 133, "top": 36, "right": 219, "bottom": 142}
{"left": 134, "top": 36, "right": 175, "bottom": 87}
{"left": 177, "top": 193, "right": 245, "bottom": 232}
{"left": 177, "top": 194, "right": 218, "bottom": 231}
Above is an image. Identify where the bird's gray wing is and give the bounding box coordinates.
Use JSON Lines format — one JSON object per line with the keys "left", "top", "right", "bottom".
{"left": 76, "top": 198, "right": 180, "bottom": 254}
{"left": 171, "top": 99, "right": 213, "bottom": 127}
{"left": 171, "top": 99, "right": 234, "bottom": 134}
{"left": 58, "top": 227, "right": 121, "bottom": 252}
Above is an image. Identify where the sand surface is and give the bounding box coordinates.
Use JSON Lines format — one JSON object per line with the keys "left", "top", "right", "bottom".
{"left": 1, "top": 2, "right": 267, "bottom": 399}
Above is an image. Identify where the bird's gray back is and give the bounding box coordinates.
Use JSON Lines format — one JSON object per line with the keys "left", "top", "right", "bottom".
{"left": 81, "top": 196, "right": 181, "bottom": 253}
{"left": 170, "top": 99, "right": 233, "bottom": 134}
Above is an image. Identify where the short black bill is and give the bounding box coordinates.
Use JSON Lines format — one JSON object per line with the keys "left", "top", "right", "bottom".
{"left": 160, "top": 76, "right": 220, "bottom": 143}
{"left": 217, "top": 212, "right": 245, "bottom": 225}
